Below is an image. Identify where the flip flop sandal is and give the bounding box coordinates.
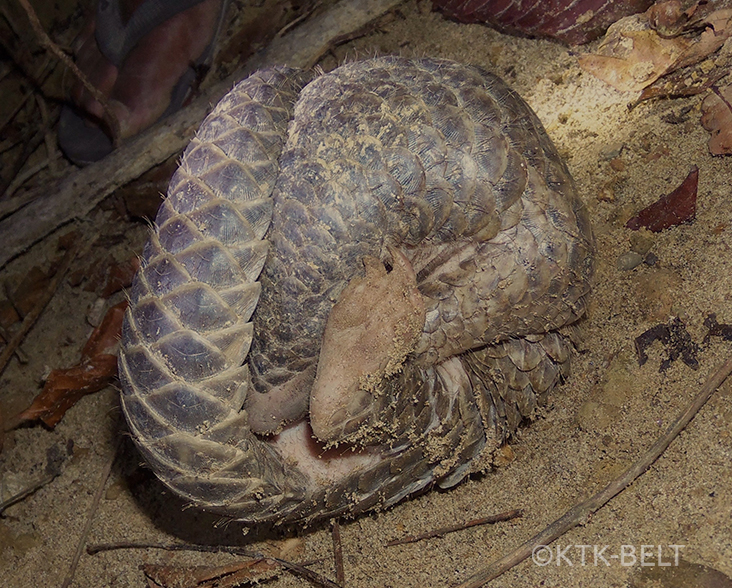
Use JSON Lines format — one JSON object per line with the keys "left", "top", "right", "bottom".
{"left": 59, "top": 0, "right": 228, "bottom": 165}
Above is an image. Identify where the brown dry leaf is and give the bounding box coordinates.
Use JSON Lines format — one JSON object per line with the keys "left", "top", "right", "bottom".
{"left": 76, "top": 253, "right": 139, "bottom": 297}
{"left": 626, "top": 166, "right": 698, "bottom": 232}
{"left": 578, "top": 21, "right": 690, "bottom": 92}
{"left": 142, "top": 558, "right": 279, "bottom": 588}
{"left": 579, "top": 5, "right": 732, "bottom": 95}
{"left": 0, "top": 298, "right": 20, "bottom": 331}
{"left": 672, "top": 9, "right": 732, "bottom": 69}
{"left": 100, "top": 256, "right": 139, "bottom": 298}
{"left": 8, "top": 265, "right": 53, "bottom": 317}
{"left": 10, "top": 301, "right": 127, "bottom": 429}
{"left": 701, "top": 85, "right": 732, "bottom": 154}
{"left": 635, "top": 60, "right": 728, "bottom": 104}
{"left": 647, "top": 0, "right": 689, "bottom": 37}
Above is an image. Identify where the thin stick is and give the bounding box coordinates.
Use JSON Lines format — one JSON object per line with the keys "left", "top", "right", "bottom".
{"left": 16, "top": 0, "right": 121, "bottom": 147}
{"left": 86, "top": 541, "right": 339, "bottom": 587}
{"left": 87, "top": 541, "right": 263, "bottom": 558}
{"left": 0, "top": 128, "right": 45, "bottom": 201}
{"left": 0, "top": 241, "right": 79, "bottom": 379}
{"left": 0, "top": 472, "right": 57, "bottom": 514}
{"left": 386, "top": 509, "right": 523, "bottom": 547}
{"left": 332, "top": 519, "right": 345, "bottom": 585}
{"left": 0, "top": 183, "right": 42, "bottom": 221}
{"left": 0, "top": 87, "right": 34, "bottom": 139}
{"left": 36, "top": 93, "right": 60, "bottom": 175}
{"left": 60, "top": 437, "right": 120, "bottom": 588}
{"left": 3, "top": 157, "right": 49, "bottom": 200}
{"left": 0, "top": 324, "right": 28, "bottom": 363}
{"left": 271, "top": 556, "right": 343, "bottom": 588}
{"left": 456, "top": 353, "right": 732, "bottom": 588}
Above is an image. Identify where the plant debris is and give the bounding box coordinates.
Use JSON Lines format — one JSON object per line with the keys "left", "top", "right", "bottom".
{"left": 5, "top": 301, "right": 127, "bottom": 430}
{"left": 0, "top": 444, "right": 68, "bottom": 514}
{"left": 386, "top": 509, "right": 523, "bottom": 546}
{"left": 701, "top": 84, "right": 732, "bottom": 155}
{"left": 703, "top": 313, "right": 732, "bottom": 345}
{"left": 634, "top": 317, "right": 699, "bottom": 372}
{"left": 578, "top": 2, "right": 732, "bottom": 102}
{"left": 626, "top": 166, "right": 698, "bottom": 232}
{"left": 142, "top": 558, "right": 280, "bottom": 588}
{"left": 0, "top": 238, "right": 81, "bottom": 378}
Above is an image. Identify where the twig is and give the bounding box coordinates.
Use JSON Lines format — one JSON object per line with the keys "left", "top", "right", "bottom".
{"left": 0, "top": 184, "right": 42, "bottom": 221}
{"left": 386, "top": 509, "right": 523, "bottom": 547}
{"left": 87, "top": 541, "right": 263, "bottom": 558}
{"left": 16, "top": 0, "right": 121, "bottom": 147}
{"left": 456, "top": 353, "right": 732, "bottom": 588}
{"left": 3, "top": 157, "right": 49, "bottom": 200}
{"left": 0, "top": 0, "right": 406, "bottom": 271}
{"left": 271, "top": 556, "right": 343, "bottom": 588}
{"left": 0, "top": 128, "right": 45, "bottom": 201}
{"left": 86, "top": 541, "right": 339, "bottom": 587}
{"left": 60, "top": 437, "right": 120, "bottom": 588}
{"left": 35, "top": 93, "right": 60, "bottom": 175}
{"left": 332, "top": 519, "right": 345, "bottom": 585}
{"left": 276, "top": 2, "right": 319, "bottom": 37}
{"left": 0, "top": 472, "right": 57, "bottom": 514}
{"left": 0, "top": 4, "right": 36, "bottom": 72}
{"left": 0, "top": 240, "right": 80, "bottom": 381}
{"left": 0, "top": 325, "right": 28, "bottom": 363}
{"left": 0, "top": 87, "right": 34, "bottom": 139}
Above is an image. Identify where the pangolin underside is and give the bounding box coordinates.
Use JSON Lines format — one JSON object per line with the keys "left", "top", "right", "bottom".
{"left": 118, "top": 56, "right": 594, "bottom": 524}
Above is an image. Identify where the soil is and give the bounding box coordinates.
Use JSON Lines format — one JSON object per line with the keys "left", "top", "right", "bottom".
{"left": 1, "top": 1, "right": 731, "bottom": 587}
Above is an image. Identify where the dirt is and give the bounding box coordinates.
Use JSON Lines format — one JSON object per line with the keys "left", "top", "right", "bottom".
{"left": 1, "top": 1, "right": 732, "bottom": 587}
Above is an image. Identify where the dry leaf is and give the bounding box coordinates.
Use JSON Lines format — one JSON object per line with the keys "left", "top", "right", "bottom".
{"left": 678, "top": 8, "right": 732, "bottom": 70}
{"left": 11, "top": 301, "right": 127, "bottom": 429}
{"left": 8, "top": 266, "right": 53, "bottom": 317}
{"left": 142, "top": 558, "right": 279, "bottom": 588}
{"left": 647, "top": 0, "right": 689, "bottom": 37}
{"left": 701, "top": 85, "right": 732, "bottom": 155}
{"left": 578, "top": 18, "right": 690, "bottom": 92}
{"left": 635, "top": 60, "right": 728, "bottom": 104}
{"left": 78, "top": 253, "right": 139, "bottom": 297}
{"left": 579, "top": 4, "right": 732, "bottom": 97}
{"left": 626, "top": 166, "right": 698, "bottom": 232}
{"left": 101, "top": 256, "right": 139, "bottom": 298}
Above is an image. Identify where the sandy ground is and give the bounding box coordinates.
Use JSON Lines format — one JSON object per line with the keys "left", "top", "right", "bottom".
{"left": 1, "top": 1, "right": 732, "bottom": 587}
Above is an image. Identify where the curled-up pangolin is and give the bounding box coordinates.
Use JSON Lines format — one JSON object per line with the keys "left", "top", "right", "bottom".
{"left": 118, "top": 56, "right": 595, "bottom": 524}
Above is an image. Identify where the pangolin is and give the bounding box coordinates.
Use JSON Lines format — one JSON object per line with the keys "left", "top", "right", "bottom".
{"left": 118, "top": 56, "right": 594, "bottom": 523}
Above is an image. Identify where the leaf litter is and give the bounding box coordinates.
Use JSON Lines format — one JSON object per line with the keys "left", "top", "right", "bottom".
{"left": 579, "top": 0, "right": 732, "bottom": 153}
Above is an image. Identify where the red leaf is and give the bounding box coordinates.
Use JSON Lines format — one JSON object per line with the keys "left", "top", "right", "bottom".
{"left": 101, "top": 257, "right": 140, "bottom": 298}
{"left": 701, "top": 85, "right": 732, "bottom": 155}
{"left": 626, "top": 166, "right": 698, "bottom": 232}
{"left": 17, "top": 355, "right": 119, "bottom": 429}
{"left": 81, "top": 300, "right": 128, "bottom": 359}
{"left": 11, "top": 300, "right": 127, "bottom": 429}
